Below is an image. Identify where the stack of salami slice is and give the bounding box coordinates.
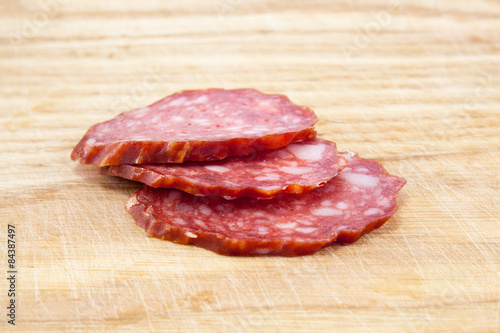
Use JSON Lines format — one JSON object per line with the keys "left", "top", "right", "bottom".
{"left": 71, "top": 89, "right": 406, "bottom": 256}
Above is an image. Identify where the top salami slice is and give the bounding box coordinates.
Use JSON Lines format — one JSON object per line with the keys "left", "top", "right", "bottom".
{"left": 71, "top": 89, "right": 318, "bottom": 166}
{"left": 101, "top": 139, "right": 348, "bottom": 199}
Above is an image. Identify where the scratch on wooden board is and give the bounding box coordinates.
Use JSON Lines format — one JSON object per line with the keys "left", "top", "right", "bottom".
{"left": 283, "top": 273, "right": 304, "bottom": 313}
{"left": 227, "top": 274, "right": 246, "bottom": 310}
{"left": 74, "top": 295, "right": 83, "bottom": 330}
{"left": 151, "top": 276, "right": 170, "bottom": 315}
{"left": 401, "top": 233, "right": 425, "bottom": 279}
{"left": 415, "top": 205, "right": 456, "bottom": 271}
{"left": 168, "top": 253, "right": 190, "bottom": 293}
{"left": 107, "top": 276, "right": 124, "bottom": 319}
{"left": 214, "top": 289, "right": 225, "bottom": 313}
{"left": 317, "top": 254, "right": 375, "bottom": 332}
{"left": 60, "top": 238, "right": 84, "bottom": 329}
{"left": 116, "top": 280, "right": 139, "bottom": 315}
{"left": 409, "top": 183, "right": 460, "bottom": 273}
{"left": 23, "top": 216, "right": 40, "bottom": 240}
{"left": 32, "top": 258, "right": 49, "bottom": 316}
{"left": 440, "top": 185, "right": 496, "bottom": 272}
{"left": 323, "top": 248, "right": 350, "bottom": 267}
{"left": 234, "top": 263, "right": 256, "bottom": 283}
{"left": 394, "top": 306, "right": 420, "bottom": 333}
{"left": 136, "top": 281, "right": 155, "bottom": 332}
{"left": 344, "top": 245, "right": 368, "bottom": 273}
{"left": 349, "top": 301, "right": 374, "bottom": 333}
{"left": 421, "top": 308, "right": 433, "bottom": 330}
{"left": 254, "top": 274, "right": 274, "bottom": 309}
{"left": 496, "top": 274, "right": 500, "bottom": 330}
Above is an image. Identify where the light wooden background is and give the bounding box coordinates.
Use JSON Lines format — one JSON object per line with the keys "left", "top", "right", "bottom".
{"left": 1, "top": 0, "right": 499, "bottom": 332}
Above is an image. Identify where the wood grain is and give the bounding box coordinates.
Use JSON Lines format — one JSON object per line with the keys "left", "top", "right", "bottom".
{"left": 1, "top": 0, "right": 499, "bottom": 331}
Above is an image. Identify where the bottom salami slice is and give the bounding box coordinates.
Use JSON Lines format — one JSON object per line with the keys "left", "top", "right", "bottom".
{"left": 126, "top": 152, "right": 406, "bottom": 256}
{"left": 102, "top": 139, "right": 347, "bottom": 199}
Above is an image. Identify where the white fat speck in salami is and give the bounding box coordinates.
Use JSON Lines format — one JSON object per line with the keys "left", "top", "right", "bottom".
{"left": 255, "top": 174, "right": 281, "bottom": 181}
{"left": 286, "top": 143, "right": 326, "bottom": 161}
{"left": 296, "top": 227, "right": 317, "bottom": 234}
{"left": 199, "top": 204, "right": 212, "bottom": 215}
{"left": 203, "top": 165, "right": 230, "bottom": 173}
{"left": 169, "top": 96, "right": 187, "bottom": 106}
{"left": 71, "top": 88, "right": 318, "bottom": 166}
{"left": 364, "top": 208, "right": 382, "bottom": 216}
{"left": 280, "top": 166, "right": 314, "bottom": 175}
{"left": 336, "top": 202, "right": 348, "bottom": 210}
{"left": 312, "top": 208, "right": 344, "bottom": 216}
{"left": 341, "top": 173, "right": 379, "bottom": 188}
{"left": 102, "top": 139, "right": 348, "bottom": 199}
{"left": 190, "top": 95, "right": 209, "bottom": 104}
{"left": 126, "top": 152, "right": 406, "bottom": 256}
{"left": 276, "top": 222, "right": 298, "bottom": 229}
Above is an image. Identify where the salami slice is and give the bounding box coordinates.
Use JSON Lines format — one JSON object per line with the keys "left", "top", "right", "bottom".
{"left": 102, "top": 139, "right": 347, "bottom": 199}
{"left": 71, "top": 89, "right": 318, "bottom": 166}
{"left": 126, "top": 152, "right": 406, "bottom": 256}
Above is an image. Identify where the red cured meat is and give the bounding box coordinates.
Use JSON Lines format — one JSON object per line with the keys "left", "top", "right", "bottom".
{"left": 102, "top": 139, "right": 348, "bottom": 199}
{"left": 71, "top": 89, "right": 318, "bottom": 166}
{"left": 126, "top": 152, "right": 406, "bottom": 256}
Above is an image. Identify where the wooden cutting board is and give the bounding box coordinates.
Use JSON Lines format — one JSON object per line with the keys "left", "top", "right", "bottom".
{"left": 1, "top": 0, "right": 499, "bottom": 331}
